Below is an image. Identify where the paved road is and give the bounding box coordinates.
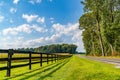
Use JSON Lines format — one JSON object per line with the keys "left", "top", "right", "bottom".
{"left": 76, "top": 54, "right": 120, "bottom": 68}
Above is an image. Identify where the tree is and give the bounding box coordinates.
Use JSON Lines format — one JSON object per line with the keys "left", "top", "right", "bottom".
{"left": 101, "top": 0, "right": 120, "bottom": 56}
{"left": 33, "top": 44, "right": 77, "bottom": 54}
{"left": 80, "top": 0, "right": 105, "bottom": 56}
{"left": 79, "top": 0, "right": 120, "bottom": 56}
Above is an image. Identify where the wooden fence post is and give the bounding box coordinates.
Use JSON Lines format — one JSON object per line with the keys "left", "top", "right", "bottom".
{"left": 56, "top": 55, "right": 58, "bottom": 61}
{"left": 40, "top": 54, "right": 42, "bottom": 67}
{"left": 29, "top": 53, "right": 32, "bottom": 70}
{"left": 51, "top": 54, "right": 53, "bottom": 63}
{"left": 47, "top": 54, "right": 49, "bottom": 64}
{"left": 55, "top": 54, "right": 56, "bottom": 62}
{"left": 7, "top": 49, "right": 13, "bottom": 77}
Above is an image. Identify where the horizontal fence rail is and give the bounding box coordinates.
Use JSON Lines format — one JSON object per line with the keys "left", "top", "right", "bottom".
{"left": 0, "top": 49, "right": 72, "bottom": 77}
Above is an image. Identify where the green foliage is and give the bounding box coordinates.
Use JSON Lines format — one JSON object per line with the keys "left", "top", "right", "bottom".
{"left": 79, "top": 0, "right": 120, "bottom": 56}
{"left": 18, "top": 44, "right": 77, "bottom": 54}
{"left": 34, "top": 44, "right": 77, "bottom": 54}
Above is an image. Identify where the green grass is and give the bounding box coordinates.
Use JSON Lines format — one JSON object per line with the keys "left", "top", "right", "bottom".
{"left": 1, "top": 56, "right": 120, "bottom": 80}
{"left": 43, "top": 56, "right": 120, "bottom": 80}
{"left": 0, "top": 58, "right": 70, "bottom": 80}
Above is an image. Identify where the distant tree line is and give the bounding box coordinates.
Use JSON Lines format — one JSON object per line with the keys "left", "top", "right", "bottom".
{"left": 79, "top": 0, "right": 120, "bottom": 56}
{"left": 17, "top": 44, "right": 77, "bottom": 54}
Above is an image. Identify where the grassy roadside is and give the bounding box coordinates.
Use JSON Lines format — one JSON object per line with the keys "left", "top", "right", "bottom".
{"left": 1, "top": 55, "right": 120, "bottom": 80}
{"left": 44, "top": 55, "right": 120, "bottom": 80}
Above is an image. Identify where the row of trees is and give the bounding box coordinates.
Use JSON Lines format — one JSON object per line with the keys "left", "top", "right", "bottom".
{"left": 34, "top": 44, "right": 77, "bottom": 54}
{"left": 18, "top": 44, "right": 77, "bottom": 54}
{"left": 79, "top": 0, "right": 120, "bottom": 56}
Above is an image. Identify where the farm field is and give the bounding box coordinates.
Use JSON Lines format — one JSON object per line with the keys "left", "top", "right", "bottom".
{"left": 1, "top": 55, "right": 120, "bottom": 80}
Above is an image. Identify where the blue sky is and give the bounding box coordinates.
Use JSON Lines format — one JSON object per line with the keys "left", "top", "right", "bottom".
{"left": 0, "top": 0, "right": 84, "bottom": 52}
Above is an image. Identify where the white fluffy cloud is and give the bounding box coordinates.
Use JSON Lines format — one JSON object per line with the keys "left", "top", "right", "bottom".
{"left": 0, "top": 22, "right": 84, "bottom": 52}
{"left": 2, "top": 24, "right": 31, "bottom": 35}
{"left": 32, "top": 25, "right": 48, "bottom": 32}
{"left": 23, "top": 23, "right": 84, "bottom": 51}
{"left": 37, "top": 17, "right": 45, "bottom": 23}
{"left": 0, "top": 15, "right": 4, "bottom": 22}
{"left": 52, "top": 23, "right": 84, "bottom": 52}
{"left": 2, "top": 24, "right": 48, "bottom": 35}
{"left": 22, "top": 14, "right": 45, "bottom": 23}
{"left": 22, "top": 14, "right": 38, "bottom": 23}
{"left": 13, "top": 0, "right": 19, "bottom": 4}
{"left": 0, "top": 36, "right": 24, "bottom": 49}
{"left": 24, "top": 33, "right": 62, "bottom": 48}
{"left": 10, "top": 7, "right": 17, "bottom": 13}
{"left": 52, "top": 23, "right": 79, "bottom": 36}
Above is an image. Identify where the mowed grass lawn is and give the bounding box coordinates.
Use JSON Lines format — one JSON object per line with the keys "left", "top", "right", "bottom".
{"left": 1, "top": 55, "right": 120, "bottom": 80}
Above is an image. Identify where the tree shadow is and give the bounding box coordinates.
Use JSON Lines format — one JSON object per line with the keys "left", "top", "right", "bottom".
{"left": 19, "top": 59, "right": 69, "bottom": 80}
{"left": 4, "top": 63, "right": 54, "bottom": 80}
{"left": 4, "top": 59, "right": 69, "bottom": 80}
{"left": 37, "top": 59, "right": 69, "bottom": 80}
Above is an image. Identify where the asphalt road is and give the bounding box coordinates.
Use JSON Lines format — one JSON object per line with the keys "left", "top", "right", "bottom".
{"left": 77, "top": 54, "right": 120, "bottom": 68}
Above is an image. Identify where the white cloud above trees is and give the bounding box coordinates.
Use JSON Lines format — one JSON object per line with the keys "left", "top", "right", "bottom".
{"left": 0, "top": 22, "right": 84, "bottom": 52}
{"left": 2, "top": 24, "right": 47, "bottom": 35}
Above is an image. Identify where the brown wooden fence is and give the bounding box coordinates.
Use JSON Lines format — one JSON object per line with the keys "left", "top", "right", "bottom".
{"left": 0, "top": 49, "right": 72, "bottom": 77}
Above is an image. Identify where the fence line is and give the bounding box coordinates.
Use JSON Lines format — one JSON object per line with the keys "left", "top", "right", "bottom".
{"left": 0, "top": 49, "right": 72, "bottom": 77}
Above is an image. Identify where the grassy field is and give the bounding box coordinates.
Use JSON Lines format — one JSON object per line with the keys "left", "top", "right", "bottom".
{"left": 0, "top": 58, "right": 71, "bottom": 80}
{"left": 1, "top": 55, "right": 120, "bottom": 80}
{"left": 43, "top": 55, "right": 120, "bottom": 80}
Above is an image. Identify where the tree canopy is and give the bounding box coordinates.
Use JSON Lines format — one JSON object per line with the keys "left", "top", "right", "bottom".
{"left": 18, "top": 44, "right": 77, "bottom": 54}
{"left": 79, "top": 0, "right": 120, "bottom": 56}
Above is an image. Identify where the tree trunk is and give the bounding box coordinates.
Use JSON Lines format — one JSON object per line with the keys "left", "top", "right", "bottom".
{"left": 91, "top": 32, "right": 95, "bottom": 56}
{"left": 96, "top": 14, "right": 105, "bottom": 56}
{"left": 109, "top": 44, "right": 115, "bottom": 56}
{"left": 98, "top": 33, "right": 105, "bottom": 56}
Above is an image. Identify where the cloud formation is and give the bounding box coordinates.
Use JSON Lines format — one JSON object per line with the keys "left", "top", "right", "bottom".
{"left": 2, "top": 24, "right": 48, "bottom": 35}
{"left": 13, "top": 0, "right": 19, "bottom": 4}
{"left": 22, "top": 14, "right": 38, "bottom": 23}
{"left": 37, "top": 17, "right": 45, "bottom": 23}
{"left": 10, "top": 7, "right": 17, "bottom": 13}
{"left": 24, "top": 23, "right": 84, "bottom": 51}
{"left": 0, "top": 22, "right": 84, "bottom": 52}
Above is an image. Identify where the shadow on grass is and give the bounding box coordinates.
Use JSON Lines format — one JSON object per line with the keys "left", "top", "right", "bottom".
{"left": 19, "top": 59, "right": 69, "bottom": 80}
{"left": 4, "top": 63, "right": 54, "bottom": 80}
{"left": 37, "top": 59, "right": 69, "bottom": 80}
{"left": 4, "top": 59, "right": 69, "bottom": 80}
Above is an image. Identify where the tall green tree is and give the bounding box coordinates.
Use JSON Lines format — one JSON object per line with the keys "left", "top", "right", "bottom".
{"left": 80, "top": 0, "right": 105, "bottom": 56}
{"left": 101, "top": 0, "right": 120, "bottom": 55}
{"left": 79, "top": 0, "right": 120, "bottom": 56}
